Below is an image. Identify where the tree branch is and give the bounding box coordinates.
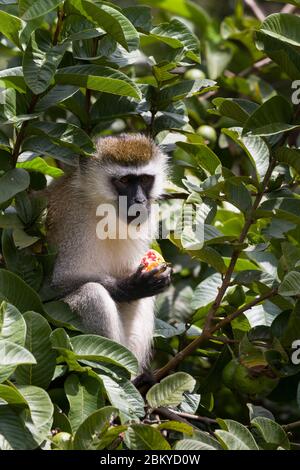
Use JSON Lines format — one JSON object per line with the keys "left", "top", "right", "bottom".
{"left": 244, "top": 0, "right": 265, "bottom": 21}
{"left": 153, "top": 156, "right": 277, "bottom": 381}
{"left": 283, "top": 420, "right": 300, "bottom": 432}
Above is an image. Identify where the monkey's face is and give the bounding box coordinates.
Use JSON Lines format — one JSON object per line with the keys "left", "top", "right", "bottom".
{"left": 111, "top": 173, "right": 154, "bottom": 224}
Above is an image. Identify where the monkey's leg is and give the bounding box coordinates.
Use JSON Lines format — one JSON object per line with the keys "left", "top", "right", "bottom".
{"left": 64, "top": 282, "right": 124, "bottom": 344}
{"left": 120, "top": 297, "right": 155, "bottom": 370}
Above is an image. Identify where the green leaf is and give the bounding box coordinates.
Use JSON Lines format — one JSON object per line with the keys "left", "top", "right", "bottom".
{"left": 281, "top": 300, "right": 300, "bottom": 346}
{"left": 224, "top": 179, "right": 252, "bottom": 213}
{"left": 55, "top": 65, "right": 141, "bottom": 100}
{"left": 0, "top": 406, "right": 36, "bottom": 450}
{"left": 0, "top": 269, "right": 44, "bottom": 314}
{"left": 70, "top": 335, "right": 139, "bottom": 376}
{"left": 22, "top": 0, "right": 63, "bottom": 20}
{"left": 247, "top": 404, "right": 275, "bottom": 421}
{"left": 124, "top": 424, "right": 171, "bottom": 450}
{"left": 177, "top": 142, "right": 221, "bottom": 175}
{"left": 73, "top": 406, "right": 118, "bottom": 450}
{"left": 16, "top": 385, "right": 54, "bottom": 446}
{"left": 251, "top": 417, "right": 290, "bottom": 449}
{"left": 191, "top": 273, "right": 222, "bottom": 310}
{"left": 0, "top": 169, "right": 30, "bottom": 205}
{"left": 146, "top": 372, "right": 196, "bottom": 409}
{"left": 17, "top": 157, "right": 63, "bottom": 178}
{"left": 275, "top": 147, "right": 300, "bottom": 174}
{"left": 174, "top": 438, "right": 218, "bottom": 450}
{"left": 149, "top": 0, "right": 209, "bottom": 32}
{"left": 44, "top": 301, "right": 83, "bottom": 331}
{"left": 216, "top": 419, "right": 259, "bottom": 450}
{"left": 257, "top": 13, "right": 300, "bottom": 48}
{"left": 0, "top": 384, "right": 28, "bottom": 406}
{"left": 100, "top": 374, "right": 144, "bottom": 422}
{"left": 279, "top": 271, "right": 300, "bottom": 296}
{"left": 65, "top": 373, "right": 104, "bottom": 432}
{"left": 23, "top": 30, "right": 67, "bottom": 94}
{"left": 222, "top": 127, "right": 269, "bottom": 182}
{"left": 0, "top": 301, "right": 26, "bottom": 347}
{"left": 157, "top": 420, "right": 193, "bottom": 435}
{"left": 212, "top": 98, "right": 258, "bottom": 124}
{"left": 22, "top": 136, "right": 77, "bottom": 166}
{"left": 0, "top": 340, "right": 36, "bottom": 383}
{"left": 0, "top": 67, "right": 27, "bottom": 93}
{"left": 15, "top": 311, "right": 56, "bottom": 389}
{"left": 29, "top": 121, "right": 94, "bottom": 155}
{"left": 151, "top": 19, "right": 200, "bottom": 63}
{"left": 243, "top": 96, "right": 294, "bottom": 136}
{"left": 157, "top": 79, "right": 217, "bottom": 106}
{"left": 34, "top": 85, "right": 79, "bottom": 112}
{"left": 0, "top": 10, "right": 23, "bottom": 48}
{"left": 65, "top": 1, "right": 139, "bottom": 52}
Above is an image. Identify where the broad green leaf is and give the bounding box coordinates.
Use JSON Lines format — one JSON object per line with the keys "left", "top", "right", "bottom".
{"left": 70, "top": 335, "right": 139, "bottom": 376}
{"left": 191, "top": 273, "right": 222, "bottom": 310}
{"left": 124, "top": 424, "right": 171, "bottom": 450}
{"left": 0, "top": 301, "right": 26, "bottom": 346}
{"left": 0, "top": 10, "right": 23, "bottom": 48}
{"left": 174, "top": 439, "right": 217, "bottom": 450}
{"left": 157, "top": 420, "right": 193, "bottom": 435}
{"left": 279, "top": 271, "right": 300, "bottom": 296}
{"left": 65, "top": 1, "right": 139, "bottom": 52}
{"left": 29, "top": 121, "right": 94, "bottom": 155}
{"left": 23, "top": 30, "right": 67, "bottom": 94}
{"left": 0, "top": 214, "right": 23, "bottom": 229}
{"left": 0, "top": 383, "right": 27, "bottom": 406}
{"left": 0, "top": 67, "right": 26, "bottom": 93}
{"left": 0, "top": 169, "right": 30, "bottom": 205}
{"left": 212, "top": 98, "right": 258, "bottom": 124}
{"left": 73, "top": 406, "right": 118, "bottom": 450}
{"left": 275, "top": 147, "right": 300, "bottom": 174}
{"left": 259, "top": 197, "right": 300, "bottom": 224}
{"left": 100, "top": 374, "right": 145, "bottom": 422}
{"left": 177, "top": 142, "right": 221, "bottom": 175}
{"left": 0, "top": 339, "right": 36, "bottom": 383}
{"left": 217, "top": 419, "right": 259, "bottom": 450}
{"left": 247, "top": 404, "right": 275, "bottom": 421}
{"left": 224, "top": 179, "right": 252, "bottom": 213}
{"left": 148, "top": 0, "right": 209, "bottom": 31}
{"left": 257, "top": 13, "right": 300, "bottom": 48}
{"left": 22, "top": 0, "right": 63, "bottom": 20}
{"left": 55, "top": 65, "right": 141, "bottom": 100}
{"left": 0, "top": 406, "right": 36, "bottom": 450}
{"left": 281, "top": 300, "right": 300, "bottom": 346}
{"left": 123, "top": 5, "right": 152, "bottom": 33}
{"left": 243, "top": 96, "right": 293, "bottom": 136}
{"left": 22, "top": 136, "right": 77, "bottom": 165}
{"left": 35, "top": 85, "right": 79, "bottom": 112}
{"left": 146, "top": 372, "right": 196, "bottom": 409}
{"left": 65, "top": 373, "right": 104, "bottom": 432}
{"left": 0, "top": 269, "right": 44, "bottom": 314}
{"left": 44, "top": 301, "right": 83, "bottom": 331}
{"left": 17, "top": 157, "right": 63, "bottom": 178}
{"left": 151, "top": 19, "right": 200, "bottom": 63}
{"left": 15, "top": 311, "right": 56, "bottom": 389}
{"left": 251, "top": 417, "right": 290, "bottom": 449}
{"left": 16, "top": 385, "right": 54, "bottom": 446}
{"left": 157, "top": 79, "right": 217, "bottom": 106}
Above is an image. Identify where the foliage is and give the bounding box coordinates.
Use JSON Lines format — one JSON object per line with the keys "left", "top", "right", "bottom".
{"left": 0, "top": 0, "right": 300, "bottom": 450}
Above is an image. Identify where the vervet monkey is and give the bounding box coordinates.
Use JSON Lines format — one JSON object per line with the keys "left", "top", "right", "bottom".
{"left": 46, "top": 134, "right": 171, "bottom": 369}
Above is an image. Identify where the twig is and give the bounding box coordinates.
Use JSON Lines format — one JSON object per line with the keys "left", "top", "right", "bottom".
{"left": 11, "top": 94, "right": 39, "bottom": 167}
{"left": 172, "top": 410, "right": 217, "bottom": 425}
{"left": 53, "top": 7, "right": 64, "bottom": 46}
{"left": 283, "top": 421, "right": 300, "bottom": 432}
{"left": 161, "top": 192, "right": 188, "bottom": 200}
{"left": 244, "top": 0, "right": 265, "bottom": 21}
{"left": 84, "top": 38, "right": 98, "bottom": 133}
{"left": 154, "top": 407, "right": 193, "bottom": 426}
{"left": 239, "top": 57, "right": 272, "bottom": 78}
{"left": 281, "top": 4, "right": 298, "bottom": 14}
{"left": 153, "top": 156, "right": 277, "bottom": 382}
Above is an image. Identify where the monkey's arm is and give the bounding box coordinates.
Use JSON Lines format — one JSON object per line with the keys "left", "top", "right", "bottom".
{"left": 102, "top": 265, "right": 172, "bottom": 303}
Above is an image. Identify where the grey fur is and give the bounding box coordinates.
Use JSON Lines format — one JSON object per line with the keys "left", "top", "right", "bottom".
{"left": 46, "top": 135, "right": 168, "bottom": 370}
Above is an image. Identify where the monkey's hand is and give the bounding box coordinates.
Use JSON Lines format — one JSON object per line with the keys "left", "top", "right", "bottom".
{"left": 110, "top": 264, "right": 172, "bottom": 302}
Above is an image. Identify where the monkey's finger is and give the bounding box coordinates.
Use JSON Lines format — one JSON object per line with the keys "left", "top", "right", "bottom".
{"left": 141, "top": 264, "right": 167, "bottom": 278}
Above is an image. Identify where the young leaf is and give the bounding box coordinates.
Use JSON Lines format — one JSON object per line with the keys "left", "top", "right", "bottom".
{"left": 146, "top": 372, "right": 196, "bottom": 409}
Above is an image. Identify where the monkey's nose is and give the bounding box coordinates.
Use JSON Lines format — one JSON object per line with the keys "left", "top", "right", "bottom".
{"left": 134, "top": 198, "right": 147, "bottom": 204}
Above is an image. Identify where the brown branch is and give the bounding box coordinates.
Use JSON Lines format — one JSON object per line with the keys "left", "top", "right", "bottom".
{"left": 172, "top": 410, "right": 217, "bottom": 425}
{"left": 244, "top": 0, "right": 265, "bottom": 21}
{"left": 283, "top": 420, "right": 300, "bottom": 432}
{"left": 281, "top": 4, "right": 298, "bottom": 14}
{"left": 84, "top": 38, "right": 98, "bottom": 134}
{"left": 154, "top": 407, "right": 193, "bottom": 426}
{"left": 53, "top": 7, "right": 64, "bottom": 46}
{"left": 11, "top": 94, "right": 39, "bottom": 167}
{"left": 153, "top": 156, "right": 277, "bottom": 382}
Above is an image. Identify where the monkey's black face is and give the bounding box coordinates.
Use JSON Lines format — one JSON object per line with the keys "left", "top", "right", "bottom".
{"left": 111, "top": 174, "right": 155, "bottom": 224}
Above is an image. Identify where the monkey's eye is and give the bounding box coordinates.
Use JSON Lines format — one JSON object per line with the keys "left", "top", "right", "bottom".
{"left": 119, "top": 176, "right": 129, "bottom": 185}
{"left": 140, "top": 175, "right": 153, "bottom": 185}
